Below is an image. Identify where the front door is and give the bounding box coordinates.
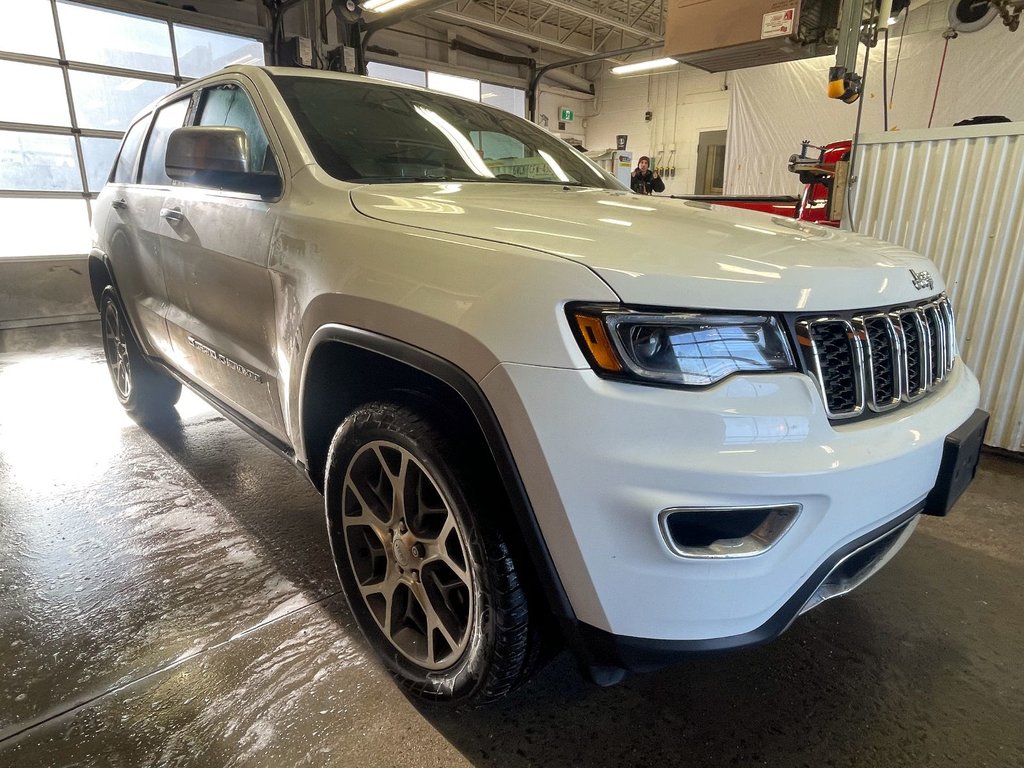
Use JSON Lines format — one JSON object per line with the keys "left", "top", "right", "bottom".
{"left": 155, "top": 81, "right": 287, "bottom": 439}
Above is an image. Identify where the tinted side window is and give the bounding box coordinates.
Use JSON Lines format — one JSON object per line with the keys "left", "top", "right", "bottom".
{"left": 197, "top": 84, "right": 275, "bottom": 174}
{"left": 140, "top": 98, "right": 190, "bottom": 186}
{"left": 112, "top": 115, "right": 151, "bottom": 184}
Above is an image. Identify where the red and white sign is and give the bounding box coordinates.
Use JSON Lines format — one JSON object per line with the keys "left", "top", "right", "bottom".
{"left": 762, "top": 8, "right": 795, "bottom": 39}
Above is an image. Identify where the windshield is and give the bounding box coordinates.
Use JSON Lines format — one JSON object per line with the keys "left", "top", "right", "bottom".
{"left": 270, "top": 74, "right": 622, "bottom": 190}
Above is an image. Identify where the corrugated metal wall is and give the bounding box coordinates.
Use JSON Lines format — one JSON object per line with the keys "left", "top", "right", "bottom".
{"left": 852, "top": 123, "right": 1024, "bottom": 452}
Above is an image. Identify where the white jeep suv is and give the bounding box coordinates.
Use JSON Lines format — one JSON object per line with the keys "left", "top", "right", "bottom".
{"left": 90, "top": 65, "right": 987, "bottom": 705}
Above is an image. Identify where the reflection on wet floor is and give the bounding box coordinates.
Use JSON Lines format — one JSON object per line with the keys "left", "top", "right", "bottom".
{"left": 1, "top": 321, "right": 1023, "bottom": 768}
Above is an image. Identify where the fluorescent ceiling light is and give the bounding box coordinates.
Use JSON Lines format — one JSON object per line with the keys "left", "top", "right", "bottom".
{"left": 363, "top": 0, "right": 416, "bottom": 12}
{"left": 610, "top": 57, "right": 679, "bottom": 75}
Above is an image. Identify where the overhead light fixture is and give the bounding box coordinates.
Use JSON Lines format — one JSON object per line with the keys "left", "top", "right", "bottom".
{"left": 362, "top": 0, "right": 416, "bottom": 13}
{"left": 881, "top": 0, "right": 910, "bottom": 27}
{"left": 610, "top": 58, "right": 679, "bottom": 75}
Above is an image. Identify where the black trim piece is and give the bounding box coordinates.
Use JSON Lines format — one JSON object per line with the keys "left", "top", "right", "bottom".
{"left": 670, "top": 194, "right": 802, "bottom": 204}
{"left": 88, "top": 251, "right": 112, "bottom": 311}
{"left": 575, "top": 502, "right": 924, "bottom": 675}
{"left": 301, "top": 325, "right": 579, "bottom": 629}
{"left": 924, "top": 408, "right": 989, "bottom": 516}
{"left": 150, "top": 358, "right": 296, "bottom": 464}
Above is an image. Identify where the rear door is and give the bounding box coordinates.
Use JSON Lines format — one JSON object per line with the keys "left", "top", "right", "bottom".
{"left": 98, "top": 111, "right": 174, "bottom": 358}
{"left": 158, "top": 80, "right": 287, "bottom": 438}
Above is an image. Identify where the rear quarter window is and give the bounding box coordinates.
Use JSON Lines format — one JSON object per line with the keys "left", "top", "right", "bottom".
{"left": 111, "top": 115, "right": 151, "bottom": 184}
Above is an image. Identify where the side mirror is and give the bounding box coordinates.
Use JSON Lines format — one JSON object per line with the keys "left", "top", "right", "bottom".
{"left": 166, "top": 126, "right": 281, "bottom": 197}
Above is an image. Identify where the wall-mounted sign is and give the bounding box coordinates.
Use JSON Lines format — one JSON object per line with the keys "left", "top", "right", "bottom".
{"left": 559, "top": 107, "right": 575, "bottom": 122}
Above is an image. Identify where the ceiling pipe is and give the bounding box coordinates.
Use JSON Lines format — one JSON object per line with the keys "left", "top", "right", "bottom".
{"left": 446, "top": 24, "right": 595, "bottom": 92}
{"left": 361, "top": 0, "right": 457, "bottom": 33}
{"left": 527, "top": 43, "right": 661, "bottom": 123}
{"left": 530, "top": 0, "right": 663, "bottom": 41}
{"left": 358, "top": 0, "right": 459, "bottom": 69}
{"left": 431, "top": 9, "right": 633, "bottom": 58}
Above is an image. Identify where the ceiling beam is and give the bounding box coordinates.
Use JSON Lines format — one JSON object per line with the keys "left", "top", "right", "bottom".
{"left": 431, "top": 8, "right": 601, "bottom": 56}
{"left": 430, "top": 7, "right": 648, "bottom": 57}
{"left": 440, "top": 23, "right": 596, "bottom": 90}
{"left": 532, "top": 0, "right": 662, "bottom": 40}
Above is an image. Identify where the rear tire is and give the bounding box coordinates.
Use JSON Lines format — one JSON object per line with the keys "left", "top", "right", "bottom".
{"left": 324, "top": 401, "right": 534, "bottom": 705}
{"left": 100, "top": 286, "right": 181, "bottom": 419}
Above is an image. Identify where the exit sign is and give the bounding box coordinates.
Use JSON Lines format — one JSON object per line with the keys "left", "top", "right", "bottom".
{"left": 559, "top": 107, "right": 575, "bottom": 122}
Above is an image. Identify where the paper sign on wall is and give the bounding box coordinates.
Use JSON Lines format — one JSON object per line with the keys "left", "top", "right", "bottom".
{"left": 761, "top": 8, "right": 795, "bottom": 39}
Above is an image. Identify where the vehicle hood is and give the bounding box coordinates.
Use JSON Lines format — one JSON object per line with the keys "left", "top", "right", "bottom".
{"left": 350, "top": 183, "right": 944, "bottom": 312}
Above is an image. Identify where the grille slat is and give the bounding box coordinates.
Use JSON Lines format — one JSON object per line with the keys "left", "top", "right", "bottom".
{"left": 861, "top": 315, "right": 901, "bottom": 410}
{"left": 925, "top": 305, "right": 946, "bottom": 380}
{"left": 799, "top": 296, "right": 956, "bottom": 420}
{"left": 898, "top": 309, "right": 927, "bottom": 399}
{"left": 809, "top": 322, "right": 860, "bottom": 414}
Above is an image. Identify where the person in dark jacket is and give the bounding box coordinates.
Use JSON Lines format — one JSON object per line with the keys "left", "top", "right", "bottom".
{"left": 630, "top": 155, "right": 665, "bottom": 195}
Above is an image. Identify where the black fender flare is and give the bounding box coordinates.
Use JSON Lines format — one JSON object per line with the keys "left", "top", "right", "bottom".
{"left": 299, "top": 324, "right": 580, "bottom": 634}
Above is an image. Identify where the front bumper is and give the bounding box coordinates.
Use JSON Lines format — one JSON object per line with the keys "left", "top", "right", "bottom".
{"left": 480, "top": 359, "right": 981, "bottom": 644}
{"left": 577, "top": 502, "right": 922, "bottom": 674}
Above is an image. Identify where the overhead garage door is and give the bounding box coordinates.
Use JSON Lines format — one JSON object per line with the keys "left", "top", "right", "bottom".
{"left": 0, "top": 0, "right": 265, "bottom": 263}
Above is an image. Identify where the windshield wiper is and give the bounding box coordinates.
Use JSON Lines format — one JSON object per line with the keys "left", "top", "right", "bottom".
{"left": 357, "top": 175, "right": 459, "bottom": 183}
{"left": 529, "top": 179, "right": 586, "bottom": 187}
{"left": 489, "top": 176, "right": 586, "bottom": 187}
{"left": 355, "top": 175, "right": 590, "bottom": 188}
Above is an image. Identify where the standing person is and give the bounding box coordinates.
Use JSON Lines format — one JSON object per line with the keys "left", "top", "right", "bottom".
{"left": 630, "top": 155, "right": 665, "bottom": 195}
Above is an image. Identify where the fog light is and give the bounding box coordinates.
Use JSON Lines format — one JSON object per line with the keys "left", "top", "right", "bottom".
{"left": 658, "top": 504, "right": 800, "bottom": 558}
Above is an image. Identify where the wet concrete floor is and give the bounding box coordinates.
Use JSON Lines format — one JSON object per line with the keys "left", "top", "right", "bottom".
{"left": 0, "top": 320, "right": 1022, "bottom": 767}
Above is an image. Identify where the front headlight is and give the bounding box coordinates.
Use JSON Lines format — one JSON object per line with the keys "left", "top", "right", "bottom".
{"left": 569, "top": 305, "right": 796, "bottom": 387}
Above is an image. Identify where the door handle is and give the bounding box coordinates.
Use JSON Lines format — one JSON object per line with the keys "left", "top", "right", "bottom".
{"left": 160, "top": 207, "right": 183, "bottom": 223}
{"left": 111, "top": 198, "right": 128, "bottom": 210}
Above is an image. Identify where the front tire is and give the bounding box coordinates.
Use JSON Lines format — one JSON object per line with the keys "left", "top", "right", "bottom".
{"left": 100, "top": 286, "right": 181, "bottom": 418}
{"left": 324, "top": 402, "right": 533, "bottom": 705}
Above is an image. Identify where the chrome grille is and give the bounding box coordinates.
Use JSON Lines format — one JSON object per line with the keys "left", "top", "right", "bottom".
{"left": 798, "top": 296, "right": 957, "bottom": 420}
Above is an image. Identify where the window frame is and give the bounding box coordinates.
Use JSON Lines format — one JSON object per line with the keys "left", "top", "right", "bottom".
{"left": 176, "top": 77, "right": 286, "bottom": 200}
{"left": 193, "top": 81, "right": 282, "bottom": 181}
{"left": 367, "top": 62, "right": 528, "bottom": 119}
{"left": 0, "top": 2, "right": 268, "bottom": 260}
{"left": 110, "top": 112, "right": 154, "bottom": 186}
{"left": 138, "top": 95, "right": 195, "bottom": 188}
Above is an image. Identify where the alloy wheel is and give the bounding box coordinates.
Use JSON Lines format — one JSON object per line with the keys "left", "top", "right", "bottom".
{"left": 102, "top": 300, "right": 132, "bottom": 400}
{"left": 341, "top": 440, "right": 474, "bottom": 670}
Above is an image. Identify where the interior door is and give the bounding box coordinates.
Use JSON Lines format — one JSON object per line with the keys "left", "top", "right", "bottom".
{"left": 695, "top": 129, "right": 727, "bottom": 195}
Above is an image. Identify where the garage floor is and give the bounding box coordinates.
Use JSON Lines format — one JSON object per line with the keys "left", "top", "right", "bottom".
{"left": 1, "top": 321, "right": 1022, "bottom": 767}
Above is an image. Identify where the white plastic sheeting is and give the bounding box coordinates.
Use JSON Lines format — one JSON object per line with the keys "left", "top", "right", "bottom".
{"left": 852, "top": 123, "right": 1024, "bottom": 452}
{"left": 725, "top": 20, "right": 1024, "bottom": 195}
